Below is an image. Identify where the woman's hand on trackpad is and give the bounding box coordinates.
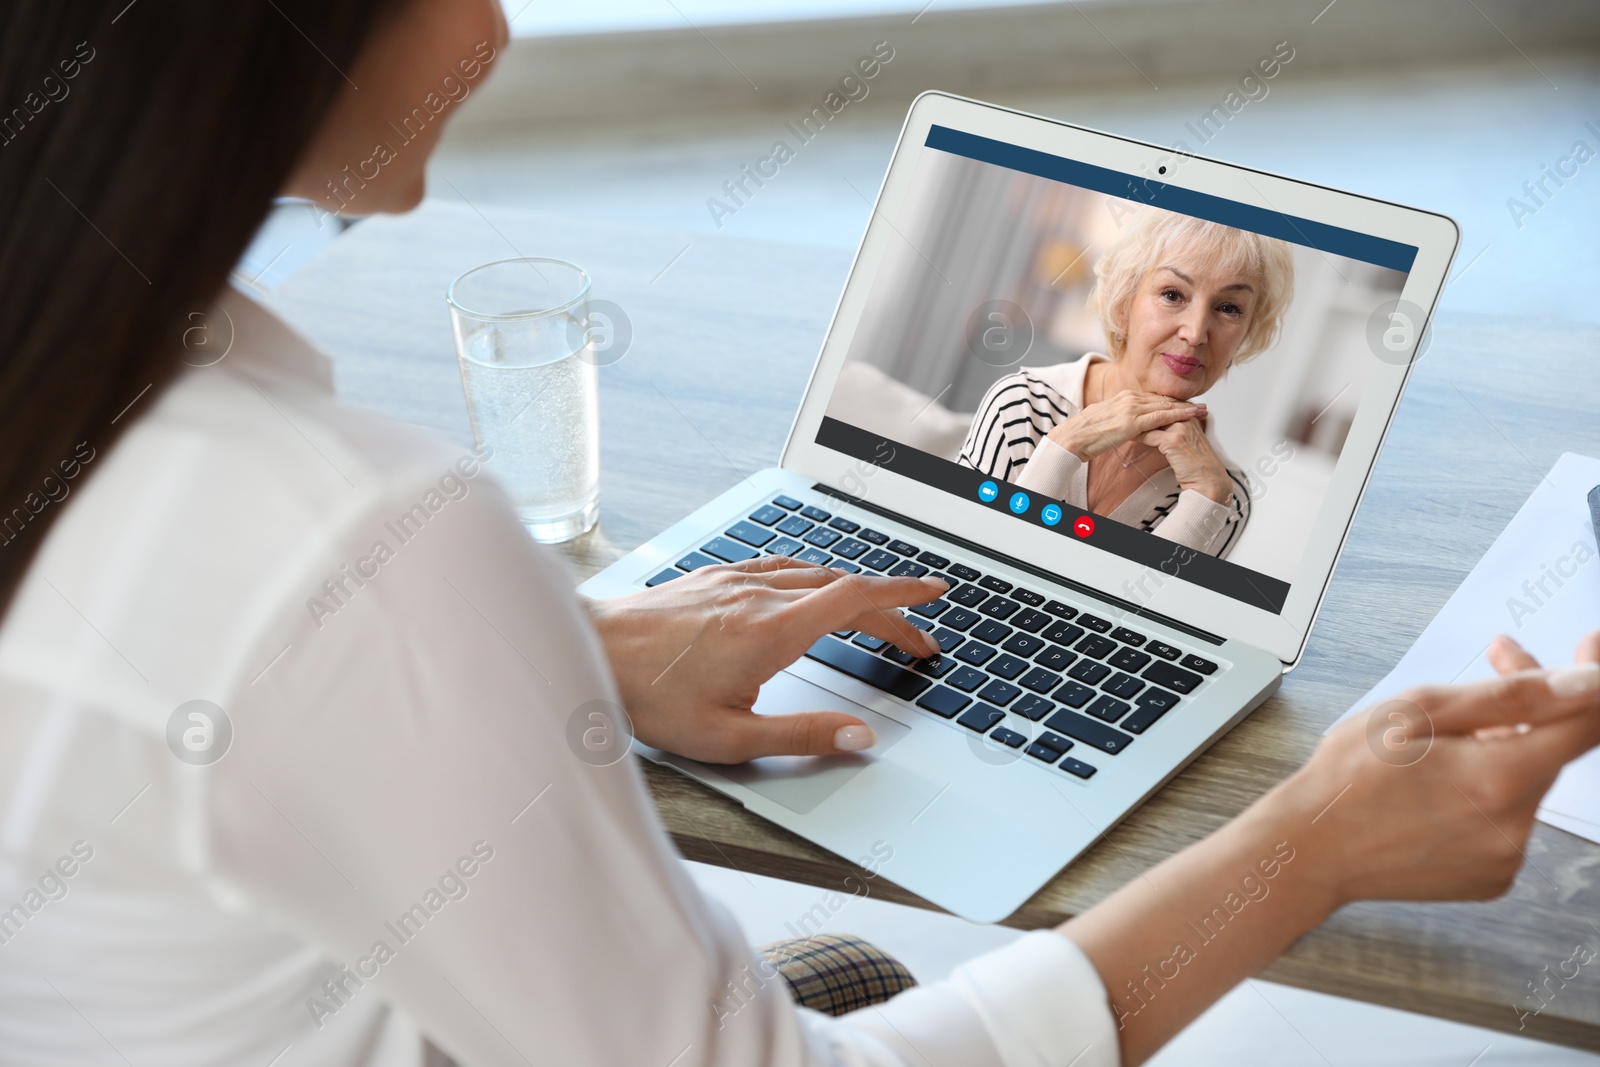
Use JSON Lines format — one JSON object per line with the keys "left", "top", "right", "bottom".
{"left": 583, "top": 557, "right": 947, "bottom": 764}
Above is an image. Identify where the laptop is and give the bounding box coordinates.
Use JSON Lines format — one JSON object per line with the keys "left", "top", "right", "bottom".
{"left": 579, "top": 91, "right": 1458, "bottom": 923}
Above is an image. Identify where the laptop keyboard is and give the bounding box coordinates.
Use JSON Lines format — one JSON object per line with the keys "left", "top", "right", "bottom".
{"left": 644, "top": 492, "right": 1225, "bottom": 783}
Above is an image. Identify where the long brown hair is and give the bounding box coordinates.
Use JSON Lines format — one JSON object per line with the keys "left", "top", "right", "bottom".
{"left": 0, "top": 0, "right": 399, "bottom": 613}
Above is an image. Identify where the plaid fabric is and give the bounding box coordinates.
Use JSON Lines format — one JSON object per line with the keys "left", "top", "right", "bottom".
{"left": 758, "top": 934, "right": 917, "bottom": 1017}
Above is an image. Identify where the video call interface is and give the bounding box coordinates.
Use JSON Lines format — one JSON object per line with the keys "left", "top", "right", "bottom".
{"left": 817, "top": 125, "right": 1418, "bottom": 614}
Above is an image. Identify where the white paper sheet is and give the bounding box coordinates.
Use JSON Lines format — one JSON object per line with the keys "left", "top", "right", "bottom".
{"left": 1334, "top": 452, "right": 1600, "bottom": 843}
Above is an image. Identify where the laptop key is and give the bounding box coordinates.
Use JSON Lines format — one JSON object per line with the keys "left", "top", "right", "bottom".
{"left": 1043, "top": 709, "right": 1133, "bottom": 754}
{"left": 1103, "top": 672, "right": 1145, "bottom": 700}
{"left": 971, "top": 620, "right": 1013, "bottom": 644}
{"left": 852, "top": 633, "right": 888, "bottom": 652}
{"left": 831, "top": 538, "right": 869, "bottom": 560}
{"left": 1077, "top": 613, "right": 1112, "bottom": 633}
{"left": 942, "top": 607, "right": 980, "bottom": 631}
{"left": 909, "top": 599, "right": 948, "bottom": 619}
{"left": 1109, "top": 647, "right": 1151, "bottom": 673}
{"left": 804, "top": 527, "right": 841, "bottom": 548}
{"left": 1043, "top": 600, "right": 1078, "bottom": 620}
{"left": 1012, "top": 588, "right": 1045, "bottom": 607}
{"left": 772, "top": 495, "right": 802, "bottom": 510}
{"left": 916, "top": 550, "right": 951, "bottom": 569}
{"left": 1001, "top": 633, "right": 1046, "bottom": 657}
{"left": 916, "top": 685, "right": 971, "bottom": 719}
{"left": 858, "top": 528, "right": 889, "bottom": 545}
{"left": 1012, "top": 608, "right": 1051, "bottom": 633}
{"left": 1110, "top": 627, "right": 1145, "bottom": 646}
{"left": 978, "top": 575, "right": 1013, "bottom": 593}
{"left": 804, "top": 637, "right": 932, "bottom": 701}
{"left": 949, "top": 584, "right": 988, "bottom": 607}
{"left": 990, "top": 726, "right": 1027, "bottom": 748}
{"left": 954, "top": 641, "right": 996, "bottom": 667}
{"left": 1034, "top": 645, "right": 1076, "bottom": 671}
{"left": 765, "top": 537, "right": 804, "bottom": 556}
{"left": 1012, "top": 694, "right": 1055, "bottom": 721}
{"left": 914, "top": 654, "right": 958, "bottom": 679}
{"left": 776, "top": 515, "right": 812, "bottom": 537}
{"left": 1042, "top": 621, "right": 1085, "bottom": 646}
{"left": 646, "top": 570, "right": 680, "bottom": 587}
{"left": 979, "top": 595, "right": 1020, "bottom": 620}
{"left": 749, "top": 504, "right": 786, "bottom": 525}
{"left": 882, "top": 647, "right": 917, "bottom": 665}
{"left": 796, "top": 548, "right": 833, "bottom": 566}
{"left": 1060, "top": 757, "right": 1098, "bottom": 779}
{"left": 1075, "top": 634, "right": 1117, "bottom": 659}
{"left": 947, "top": 563, "right": 981, "bottom": 582}
{"left": 930, "top": 627, "right": 964, "bottom": 653}
{"left": 1053, "top": 680, "right": 1096, "bottom": 708}
{"left": 947, "top": 666, "right": 987, "bottom": 692}
{"left": 906, "top": 616, "right": 934, "bottom": 633}
{"left": 829, "top": 517, "right": 860, "bottom": 533}
{"left": 1019, "top": 667, "right": 1062, "bottom": 695}
{"left": 888, "top": 560, "right": 929, "bottom": 578}
{"left": 888, "top": 539, "right": 919, "bottom": 556}
{"left": 676, "top": 550, "right": 719, "bottom": 571}
{"left": 977, "top": 679, "right": 1021, "bottom": 705}
{"left": 1146, "top": 640, "right": 1182, "bottom": 660}
{"left": 1086, "top": 695, "right": 1132, "bottom": 723}
{"left": 988, "top": 654, "right": 1029, "bottom": 680}
{"left": 1027, "top": 742, "right": 1066, "bottom": 763}
{"left": 1137, "top": 686, "right": 1181, "bottom": 712}
{"left": 859, "top": 549, "right": 899, "bottom": 571}
{"left": 1032, "top": 730, "right": 1070, "bottom": 753}
{"left": 800, "top": 505, "right": 831, "bottom": 522}
{"left": 1068, "top": 660, "right": 1111, "bottom": 686}
{"left": 957, "top": 703, "right": 1007, "bottom": 733}
{"left": 1144, "top": 661, "right": 1204, "bottom": 694}
{"left": 1122, "top": 702, "right": 1172, "bottom": 735}
{"left": 1182, "top": 654, "right": 1219, "bottom": 675}
{"left": 702, "top": 537, "right": 759, "bottom": 563}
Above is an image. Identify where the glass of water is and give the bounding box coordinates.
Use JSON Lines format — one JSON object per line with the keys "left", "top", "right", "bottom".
{"left": 447, "top": 257, "right": 600, "bottom": 543}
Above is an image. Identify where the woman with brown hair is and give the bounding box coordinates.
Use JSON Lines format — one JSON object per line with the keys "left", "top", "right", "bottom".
{"left": 0, "top": 3, "right": 1595, "bottom": 1065}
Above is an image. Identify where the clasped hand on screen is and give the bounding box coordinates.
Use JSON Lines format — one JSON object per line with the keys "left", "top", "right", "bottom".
{"left": 1045, "top": 390, "right": 1233, "bottom": 504}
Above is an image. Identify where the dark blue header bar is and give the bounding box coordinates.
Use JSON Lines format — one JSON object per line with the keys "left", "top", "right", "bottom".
{"left": 925, "top": 125, "right": 1417, "bottom": 274}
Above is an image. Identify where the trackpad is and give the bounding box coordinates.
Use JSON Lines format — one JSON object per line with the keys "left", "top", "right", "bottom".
{"left": 706, "top": 674, "right": 911, "bottom": 815}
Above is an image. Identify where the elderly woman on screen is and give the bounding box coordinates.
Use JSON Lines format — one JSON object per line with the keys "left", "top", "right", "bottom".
{"left": 958, "top": 209, "right": 1294, "bottom": 559}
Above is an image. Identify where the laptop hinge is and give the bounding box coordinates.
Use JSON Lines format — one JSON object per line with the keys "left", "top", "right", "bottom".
{"left": 815, "top": 483, "right": 1226, "bottom": 646}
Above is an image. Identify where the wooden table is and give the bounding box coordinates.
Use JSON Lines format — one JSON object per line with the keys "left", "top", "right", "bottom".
{"left": 269, "top": 198, "right": 1600, "bottom": 1052}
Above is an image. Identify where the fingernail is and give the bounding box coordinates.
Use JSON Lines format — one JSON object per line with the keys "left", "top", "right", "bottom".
{"left": 1549, "top": 663, "right": 1600, "bottom": 699}
{"left": 922, "top": 575, "right": 950, "bottom": 590}
{"left": 834, "top": 725, "right": 876, "bottom": 751}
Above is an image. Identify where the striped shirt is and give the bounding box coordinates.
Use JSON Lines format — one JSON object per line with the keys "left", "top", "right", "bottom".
{"left": 957, "top": 355, "right": 1250, "bottom": 559}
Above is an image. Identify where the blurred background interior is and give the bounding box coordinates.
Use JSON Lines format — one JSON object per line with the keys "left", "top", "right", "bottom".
{"left": 244, "top": 2, "right": 1600, "bottom": 1062}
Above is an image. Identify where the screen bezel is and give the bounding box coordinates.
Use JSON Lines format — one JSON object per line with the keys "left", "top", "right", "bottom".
{"left": 780, "top": 91, "right": 1459, "bottom": 667}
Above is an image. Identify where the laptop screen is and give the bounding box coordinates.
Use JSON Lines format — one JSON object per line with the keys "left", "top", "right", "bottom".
{"left": 814, "top": 125, "right": 1418, "bottom": 614}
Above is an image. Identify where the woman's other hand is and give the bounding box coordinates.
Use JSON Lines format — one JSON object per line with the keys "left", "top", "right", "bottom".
{"left": 1289, "top": 630, "right": 1600, "bottom": 907}
{"left": 1049, "top": 390, "right": 1204, "bottom": 461}
{"left": 1141, "top": 418, "right": 1232, "bottom": 503}
{"left": 584, "top": 556, "right": 947, "bottom": 764}
{"left": 1065, "top": 631, "right": 1600, "bottom": 1066}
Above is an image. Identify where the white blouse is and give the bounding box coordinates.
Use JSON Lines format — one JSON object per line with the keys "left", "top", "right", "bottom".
{"left": 0, "top": 285, "right": 1120, "bottom": 1067}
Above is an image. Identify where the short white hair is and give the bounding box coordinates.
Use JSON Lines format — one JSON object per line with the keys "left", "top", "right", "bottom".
{"left": 1088, "top": 208, "right": 1295, "bottom": 365}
